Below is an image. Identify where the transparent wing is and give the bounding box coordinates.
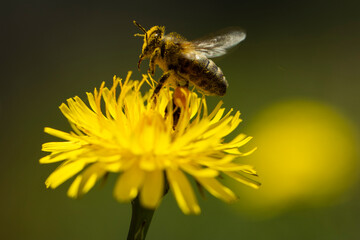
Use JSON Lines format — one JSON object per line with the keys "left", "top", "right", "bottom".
{"left": 192, "top": 27, "right": 246, "bottom": 58}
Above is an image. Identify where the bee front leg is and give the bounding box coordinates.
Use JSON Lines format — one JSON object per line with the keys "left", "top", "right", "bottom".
{"left": 152, "top": 70, "right": 173, "bottom": 97}
{"left": 137, "top": 53, "right": 144, "bottom": 71}
{"left": 149, "top": 48, "right": 161, "bottom": 75}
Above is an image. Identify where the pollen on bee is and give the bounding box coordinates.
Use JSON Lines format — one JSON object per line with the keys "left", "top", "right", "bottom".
{"left": 173, "top": 87, "right": 190, "bottom": 108}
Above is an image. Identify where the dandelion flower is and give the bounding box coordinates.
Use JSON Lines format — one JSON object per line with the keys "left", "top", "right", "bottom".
{"left": 40, "top": 72, "right": 260, "bottom": 215}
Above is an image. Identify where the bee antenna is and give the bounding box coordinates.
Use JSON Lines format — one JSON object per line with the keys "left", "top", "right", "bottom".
{"left": 133, "top": 20, "right": 148, "bottom": 42}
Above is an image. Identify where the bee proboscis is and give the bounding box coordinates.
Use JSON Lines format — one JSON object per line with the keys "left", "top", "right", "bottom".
{"left": 133, "top": 21, "right": 246, "bottom": 96}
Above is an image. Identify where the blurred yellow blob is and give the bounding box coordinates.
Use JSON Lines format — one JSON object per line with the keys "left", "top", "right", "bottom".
{"left": 230, "top": 99, "right": 359, "bottom": 218}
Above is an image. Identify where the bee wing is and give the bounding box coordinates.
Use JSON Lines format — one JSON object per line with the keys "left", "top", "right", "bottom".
{"left": 192, "top": 27, "right": 246, "bottom": 58}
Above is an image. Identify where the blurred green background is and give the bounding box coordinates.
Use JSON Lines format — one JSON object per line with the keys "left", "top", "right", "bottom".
{"left": 2, "top": 0, "right": 360, "bottom": 239}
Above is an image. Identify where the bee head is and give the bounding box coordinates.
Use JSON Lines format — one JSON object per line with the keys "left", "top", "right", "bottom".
{"left": 134, "top": 21, "right": 164, "bottom": 57}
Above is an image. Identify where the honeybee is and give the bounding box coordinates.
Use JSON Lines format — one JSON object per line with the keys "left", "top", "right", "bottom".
{"left": 133, "top": 21, "right": 246, "bottom": 96}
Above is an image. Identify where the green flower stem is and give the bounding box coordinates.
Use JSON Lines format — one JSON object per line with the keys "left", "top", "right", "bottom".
{"left": 127, "top": 196, "right": 155, "bottom": 240}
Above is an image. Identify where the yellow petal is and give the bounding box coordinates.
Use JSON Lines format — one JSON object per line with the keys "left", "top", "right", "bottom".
{"left": 202, "top": 116, "right": 232, "bottom": 139}
{"left": 86, "top": 92, "right": 98, "bottom": 113}
{"left": 222, "top": 148, "right": 241, "bottom": 154}
{"left": 210, "top": 163, "right": 257, "bottom": 172}
{"left": 59, "top": 101, "right": 76, "bottom": 123}
{"left": 227, "top": 136, "right": 253, "bottom": 149}
{"left": 237, "top": 165, "right": 258, "bottom": 176}
{"left": 241, "top": 147, "right": 257, "bottom": 156}
{"left": 181, "top": 164, "right": 219, "bottom": 178}
{"left": 45, "top": 160, "right": 86, "bottom": 189}
{"left": 207, "top": 100, "right": 223, "bottom": 120}
{"left": 189, "top": 95, "right": 201, "bottom": 119}
{"left": 73, "top": 96, "right": 95, "bottom": 118}
{"left": 114, "top": 165, "right": 144, "bottom": 202}
{"left": 67, "top": 175, "right": 82, "bottom": 198}
{"left": 44, "top": 127, "right": 78, "bottom": 141}
{"left": 173, "top": 120, "right": 210, "bottom": 150}
{"left": 166, "top": 169, "right": 201, "bottom": 215}
{"left": 67, "top": 163, "right": 107, "bottom": 198}
{"left": 103, "top": 162, "right": 123, "bottom": 172}
{"left": 102, "top": 88, "right": 117, "bottom": 120}
{"left": 226, "top": 133, "right": 246, "bottom": 146}
{"left": 209, "top": 108, "right": 225, "bottom": 124}
{"left": 197, "top": 155, "right": 236, "bottom": 166}
{"left": 140, "top": 170, "right": 164, "bottom": 209}
{"left": 196, "top": 177, "right": 237, "bottom": 203}
{"left": 228, "top": 111, "right": 242, "bottom": 132}
{"left": 42, "top": 141, "right": 82, "bottom": 152}
{"left": 224, "top": 171, "right": 261, "bottom": 189}
{"left": 39, "top": 148, "right": 85, "bottom": 164}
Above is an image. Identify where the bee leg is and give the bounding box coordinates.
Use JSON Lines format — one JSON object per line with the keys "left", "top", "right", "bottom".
{"left": 149, "top": 48, "right": 161, "bottom": 75}
{"left": 137, "top": 54, "right": 144, "bottom": 71}
{"left": 152, "top": 71, "right": 172, "bottom": 97}
{"left": 184, "top": 80, "right": 189, "bottom": 89}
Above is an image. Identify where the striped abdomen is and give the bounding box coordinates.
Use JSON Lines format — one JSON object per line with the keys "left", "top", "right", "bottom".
{"left": 176, "top": 53, "right": 228, "bottom": 96}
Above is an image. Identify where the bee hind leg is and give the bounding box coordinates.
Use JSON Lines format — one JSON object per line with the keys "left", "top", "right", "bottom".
{"left": 175, "top": 75, "right": 189, "bottom": 90}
